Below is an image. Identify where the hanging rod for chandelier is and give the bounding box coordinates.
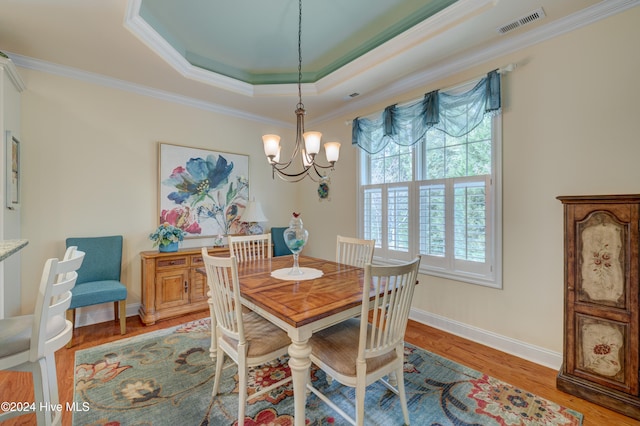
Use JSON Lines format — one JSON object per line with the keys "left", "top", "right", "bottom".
{"left": 262, "top": 0, "right": 340, "bottom": 183}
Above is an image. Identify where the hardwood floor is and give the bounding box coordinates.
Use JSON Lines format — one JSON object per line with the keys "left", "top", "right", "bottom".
{"left": 1, "top": 312, "right": 638, "bottom": 425}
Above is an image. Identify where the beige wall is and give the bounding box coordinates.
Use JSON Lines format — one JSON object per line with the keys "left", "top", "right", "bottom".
{"left": 17, "top": 7, "right": 640, "bottom": 357}
{"left": 19, "top": 69, "right": 299, "bottom": 313}
{"left": 301, "top": 7, "right": 640, "bottom": 354}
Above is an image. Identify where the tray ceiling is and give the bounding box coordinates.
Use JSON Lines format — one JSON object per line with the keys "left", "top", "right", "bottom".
{"left": 0, "top": 0, "right": 628, "bottom": 125}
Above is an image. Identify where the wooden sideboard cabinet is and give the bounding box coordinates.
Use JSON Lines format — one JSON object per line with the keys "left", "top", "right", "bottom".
{"left": 139, "top": 246, "right": 229, "bottom": 325}
{"left": 557, "top": 194, "right": 640, "bottom": 419}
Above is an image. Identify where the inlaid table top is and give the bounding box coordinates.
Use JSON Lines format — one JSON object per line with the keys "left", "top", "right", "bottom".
{"left": 235, "top": 255, "right": 365, "bottom": 328}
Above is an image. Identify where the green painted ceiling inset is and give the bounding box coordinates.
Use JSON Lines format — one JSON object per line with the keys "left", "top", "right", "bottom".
{"left": 139, "top": 0, "right": 458, "bottom": 85}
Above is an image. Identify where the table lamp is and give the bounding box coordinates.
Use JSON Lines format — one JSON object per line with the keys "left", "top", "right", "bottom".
{"left": 241, "top": 198, "right": 268, "bottom": 234}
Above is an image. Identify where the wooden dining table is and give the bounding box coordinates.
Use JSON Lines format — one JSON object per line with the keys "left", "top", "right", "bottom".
{"left": 222, "top": 254, "right": 367, "bottom": 426}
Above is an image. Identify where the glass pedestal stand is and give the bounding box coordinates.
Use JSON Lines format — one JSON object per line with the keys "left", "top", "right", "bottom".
{"left": 283, "top": 213, "right": 309, "bottom": 275}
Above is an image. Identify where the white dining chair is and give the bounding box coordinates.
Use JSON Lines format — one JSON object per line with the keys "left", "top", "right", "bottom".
{"left": 336, "top": 235, "right": 375, "bottom": 268}
{"left": 326, "top": 235, "right": 376, "bottom": 386}
{"left": 201, "top": 248, "right": 291, "bottom": 426}
{"left": 306, "top": 256, "right": 421, "bottom": 426}
{"left": 228, "top": 233, "right": 272, "bottom": 262}
{"left": 0, "top": 246, "right": 85, "bottom": 425}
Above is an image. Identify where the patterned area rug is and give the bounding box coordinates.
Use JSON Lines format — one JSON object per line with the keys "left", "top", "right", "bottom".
{"left": 73, "top": 319, "right": 582, "bottom": 425}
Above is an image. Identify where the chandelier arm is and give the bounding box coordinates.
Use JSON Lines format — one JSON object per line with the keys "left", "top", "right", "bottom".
{"left": 312, "top": 164, "right": 325, "bottom": 179}
{"left": 271, "top": 164, "right": 313, "bottom": 178}
{"left": 272, "top": 167, "right": 317, "bottom": 183}
{"left": 269, "top": 155, "right": 295, "bottom": 169}
{"left": 307, "top": 173, "right": 321, "bottom": 183}
{"left": 309, "top": 161, "right": 336, "bottom": 170}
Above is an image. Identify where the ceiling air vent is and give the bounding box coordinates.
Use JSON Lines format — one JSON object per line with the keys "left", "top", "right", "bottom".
{"left": 497, "top": 8, "right": 546, "bottom": 35}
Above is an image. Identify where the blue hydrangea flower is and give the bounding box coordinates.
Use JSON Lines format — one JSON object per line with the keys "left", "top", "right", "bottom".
{"left": 164, "top": 155, "right": 234, "bottom": 206}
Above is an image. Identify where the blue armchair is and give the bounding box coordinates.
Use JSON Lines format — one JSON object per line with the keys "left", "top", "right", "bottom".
{"left": 271, "top": 227, "right": 289, "bottom": 257}
{"left": 65, "top": 236, "right": 127, "bottom": 345}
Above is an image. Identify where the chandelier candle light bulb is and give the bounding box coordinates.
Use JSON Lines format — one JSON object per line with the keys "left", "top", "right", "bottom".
{"left": 303, "top": 131, "right": 321, "bottom": 156}
{"left": 302, "top": 149, "right": 312, "bottom": 167}
{"left": 324, "top": 142, "right": 341, "bottom": 163}
{"left": 272, "top": 145, "right": 282, "bottom": 164}
{"left": 263, "top": 134, "right": 280, "bottom": 162}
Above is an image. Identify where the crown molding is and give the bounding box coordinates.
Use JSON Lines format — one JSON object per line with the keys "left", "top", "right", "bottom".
{"left": 316, "top": 0, "right": 640, "bottom": 124}
{"left": 8, "top": 53, "right": 290, "bottom": 127}
{"left": 0, "top": 56, "right": 26, "bottom": 92}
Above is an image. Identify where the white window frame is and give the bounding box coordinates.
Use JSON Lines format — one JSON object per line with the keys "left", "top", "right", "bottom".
{"left": 357, "top": 116, "right": 502, "bottom": 289}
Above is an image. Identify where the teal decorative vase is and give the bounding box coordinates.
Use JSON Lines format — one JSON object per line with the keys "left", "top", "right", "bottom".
{"left": 159, "top": 241, "right": 179, "bottom": 252}
{"left": 283, "top": 212, "right": 308, "bottom": 275}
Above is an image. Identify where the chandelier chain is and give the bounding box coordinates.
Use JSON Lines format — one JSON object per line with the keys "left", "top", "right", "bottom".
{"left": 297, "top": 0, "right": 303, "bottom": 110}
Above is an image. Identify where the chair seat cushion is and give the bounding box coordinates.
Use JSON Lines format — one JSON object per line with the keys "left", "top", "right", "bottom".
{"left": 309, "top": 318, "right": 397, "bottom": 377}
{"left": 221, "top": 311, "right": 290, "bottom": 358}
{"left": 0, "top": 314, "right": 67, "bottom": 359}
{"left": 69, "top": 280, "right": 127, "bottom": 309}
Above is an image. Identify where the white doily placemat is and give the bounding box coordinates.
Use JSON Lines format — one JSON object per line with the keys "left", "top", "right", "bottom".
{"left": 271, "top": 267, "right": 323, "bottom": 281}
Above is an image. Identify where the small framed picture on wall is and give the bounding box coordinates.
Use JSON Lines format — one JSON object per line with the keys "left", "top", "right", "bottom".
{"left": 5, "top": 131, "right": 20, "bottom": 210}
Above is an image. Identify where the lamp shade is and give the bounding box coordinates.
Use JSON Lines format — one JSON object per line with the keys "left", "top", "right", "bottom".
{"left": 303, "top": 131, "right": 322, "bottom": 155}
{"left": 324, "top": 142, "right": 341, "bottom": 163}
{"left": 241, "top": 199, "right": 268, "bottom": 223}
{"left": 262, "top": 134, "right": 281, "bottom": 158}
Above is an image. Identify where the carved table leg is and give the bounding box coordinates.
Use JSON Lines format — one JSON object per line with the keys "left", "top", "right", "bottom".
{"left": 288, "top": 338, "right": 312, "bottom": 426}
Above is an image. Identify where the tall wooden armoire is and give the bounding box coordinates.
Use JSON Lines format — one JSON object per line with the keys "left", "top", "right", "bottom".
{"left": 557, "top": 194, "right": 640, "bottom": 419}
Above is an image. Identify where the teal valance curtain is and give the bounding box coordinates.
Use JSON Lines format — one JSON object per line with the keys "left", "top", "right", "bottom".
{"left": 352, "top": 70, "right": 501, "bottom": 154}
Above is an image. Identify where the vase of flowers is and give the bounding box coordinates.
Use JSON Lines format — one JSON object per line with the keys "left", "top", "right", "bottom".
{"left": 149, "top": 222, "right": 186, "bottom": 252}
{"left": 283, "top": 212, "right": 309, "bottom": 275}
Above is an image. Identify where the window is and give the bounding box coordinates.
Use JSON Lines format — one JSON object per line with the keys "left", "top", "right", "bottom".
{"left": 356, "top": 74, "right": 502, "bottom": 288}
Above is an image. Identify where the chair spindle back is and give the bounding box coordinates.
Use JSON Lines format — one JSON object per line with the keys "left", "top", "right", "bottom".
{"left": 228, "top": 234, "right": 271, "bottom": 262}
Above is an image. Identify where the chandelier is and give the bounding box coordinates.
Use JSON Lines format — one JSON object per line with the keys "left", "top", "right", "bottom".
{"left": 262, "top": 0, "right": 340, "bottom": 182}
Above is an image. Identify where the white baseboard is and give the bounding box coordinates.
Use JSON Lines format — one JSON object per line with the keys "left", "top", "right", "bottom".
{"left": 72, "top": 302, "right": 141, "bottom": 328}
{"left": 73, "top": 303, "right": 562, "bottom": 369}
{"left": 409, "top": 308, "right": 562, "bottom": 370}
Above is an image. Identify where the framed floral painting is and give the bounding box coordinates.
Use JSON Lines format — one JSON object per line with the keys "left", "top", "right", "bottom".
{"left": 158, "top": 143, "right": 249, "bottom": 238}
